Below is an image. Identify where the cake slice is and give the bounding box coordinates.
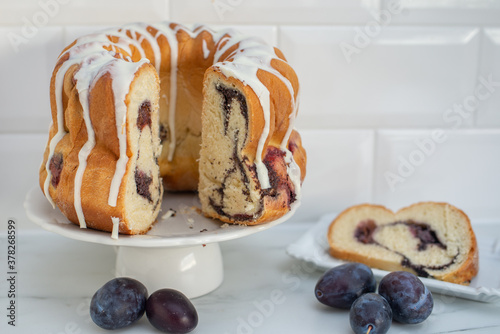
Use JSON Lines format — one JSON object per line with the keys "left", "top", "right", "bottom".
{"left": 198, "top": 67, "right": 305, "bottom": 225}
{"left": 327, "top": 202, "right": 478, "bottom": 285}
{"left": 39, "top": 62, "right": 163, "bottom": 235}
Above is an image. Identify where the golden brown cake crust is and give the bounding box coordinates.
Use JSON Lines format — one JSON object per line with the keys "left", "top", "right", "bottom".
{"left": 40, "top": 23, "right": 306, "bottom": 232}
{"left": 40, "top": 64, "right": 159, "bottom": 235}
{"left": 328, "top": 202, "right": 479, "bottom": 285}
{"left": 202, "top": 132, "right": 306, "bottom": 226}
{"left": 200, "top": 68, "right": 306, "bottom": 225}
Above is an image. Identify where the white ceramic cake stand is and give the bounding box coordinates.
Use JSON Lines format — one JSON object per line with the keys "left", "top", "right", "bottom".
{"left": 24, "top": 187, "right": 298, "bottom": 298}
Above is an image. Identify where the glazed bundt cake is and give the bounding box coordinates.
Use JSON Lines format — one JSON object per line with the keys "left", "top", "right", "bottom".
{"left": 39, "top": 22, "right": 306, "bottom": 234}
{"left": 327, "top": 202, "right": 478, "bottom": 285}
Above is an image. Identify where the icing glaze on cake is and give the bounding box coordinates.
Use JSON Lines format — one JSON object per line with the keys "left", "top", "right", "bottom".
{"left": 40, "top": 22, "right": 306, "bottom": 232}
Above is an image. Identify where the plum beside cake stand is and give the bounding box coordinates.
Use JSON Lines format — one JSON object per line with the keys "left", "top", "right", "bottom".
{"left": 24, "top": 187, "right": 299, "bottom": 298}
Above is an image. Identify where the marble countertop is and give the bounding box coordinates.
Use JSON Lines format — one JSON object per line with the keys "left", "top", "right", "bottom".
{"left": 0, "top": 133, "right": 499, "bottom": 333}
{"left": 1, "top": 221, "right": 500, "bottom": 334}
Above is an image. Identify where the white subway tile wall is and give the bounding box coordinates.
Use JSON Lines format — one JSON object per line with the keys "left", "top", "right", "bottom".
{"left": 170, "top": 0, "right": 381, "bottom": 25}
{"left": 478, "top": 28, "right": 500, "bottom": 127}
{"left": 0, "top": 26, "right": 63, "bottom": 133}
{"left": 373, "top": 129, "right": 500, "bottom": 221}
{"left": 280, "top": 26, "right": 480, "bottom": 129}
{"left": 294, "top": 130, "right": 374, "bottom": 223}
{"left": 0, "top": 0, "right": 169, "bottom": 26}
{"left": 381, "top": 0, "right": 500, "bottom": 26}
{"left": 0, "top": 0, "right": 499, "bottom": 221}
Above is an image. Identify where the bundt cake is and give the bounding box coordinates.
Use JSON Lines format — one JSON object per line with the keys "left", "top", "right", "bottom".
{"left": 327, "top": 202, "right": 478, "bottom": 285}
{"left": 39, "top": 22, "right": 306, "bottom": 235}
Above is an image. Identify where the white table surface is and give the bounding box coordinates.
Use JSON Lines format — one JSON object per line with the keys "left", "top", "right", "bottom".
{"left": 1, "top": 221, "right": 500, "bottom": 334}
{"left": 1, "top": 134, "right": 500, "bottom": 333}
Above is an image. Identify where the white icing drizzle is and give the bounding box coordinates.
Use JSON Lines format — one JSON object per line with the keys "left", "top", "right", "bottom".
{"left": 44, "top": 31, "right": 149, "bottom": 226}
{"left": 107, "top": 58, "right": 150, "bottom": 207}
{"left": 212, "top": 35, "right": 297, "bottom": 190}
{"left": 123, "top": 23, "right": 162, "bottom": 73}
{"left": 111, "top": 216, "right": 120, "bottom": 239}
{"left": 73, "top": 53, "right": 116, "bottom": 228}
{"left": 43, "top": 29, "right": 146, "bottom": 209}
{"left": 202, "top": 39, "right": 210, "bottom": 59}
{"left": 280, "top": 93, "right": 301, "bottom": 200}
{"left": 217, "top": 62, "right": 272, "bottom": 189}
{"left": 281, "top": 93, "right": 300, "bottom": 150}
{"left": 44, "top": 44, "right": 118, "bottom": 209}
{"left": 284, "top": 150, "right": 302, "bottom": 201}
{"left": 43, "top": 60, "right": 74, "bottom": 209}
{"left": 43, "top": 22, "right": 301, "bottom": 224}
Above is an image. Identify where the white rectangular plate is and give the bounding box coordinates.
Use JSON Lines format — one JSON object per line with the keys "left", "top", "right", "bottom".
{"left": 287, "top": 213, "right": 500, "bottom": 303}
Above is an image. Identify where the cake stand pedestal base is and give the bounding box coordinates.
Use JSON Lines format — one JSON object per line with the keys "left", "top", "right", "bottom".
{"left": 25, "top": 187, "right": 299, "bottom": 299}
{"left": 115, "top": 243, "right": 223, "bottom": 298}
